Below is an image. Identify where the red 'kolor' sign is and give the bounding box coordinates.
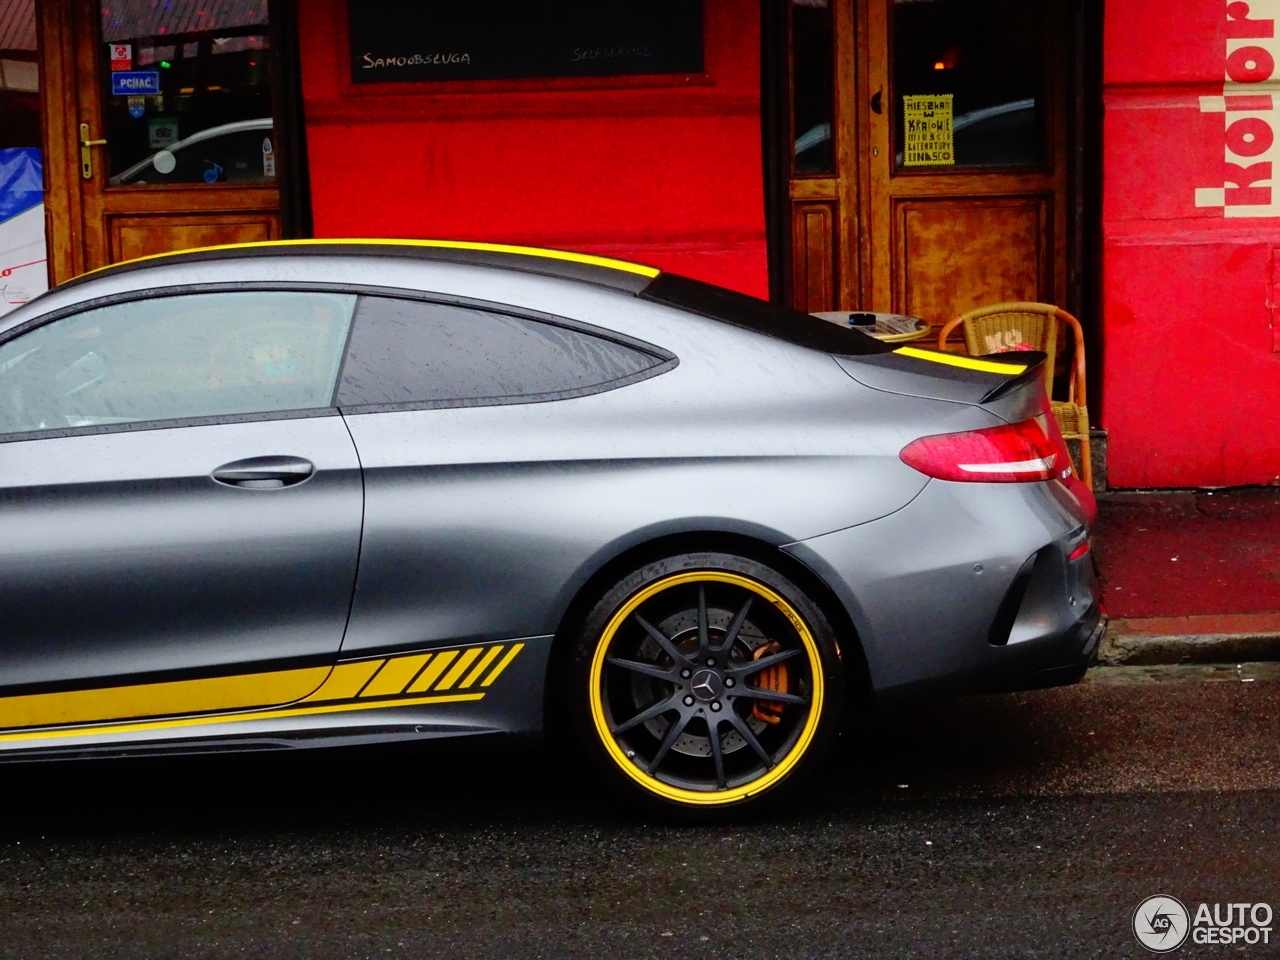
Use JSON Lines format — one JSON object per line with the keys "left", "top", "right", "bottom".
{"left": 1195, "top": 1, "right": 1280, "bottom": 215}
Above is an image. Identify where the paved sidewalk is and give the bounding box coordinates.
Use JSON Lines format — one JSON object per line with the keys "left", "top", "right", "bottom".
{"left": 1093, "top": 488, "right": 1280, "bottom": 663}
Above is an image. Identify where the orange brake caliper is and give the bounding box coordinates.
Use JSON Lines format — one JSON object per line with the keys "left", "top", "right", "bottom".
{"left": 750, "top": 642, "right": 789, "bottom": 725}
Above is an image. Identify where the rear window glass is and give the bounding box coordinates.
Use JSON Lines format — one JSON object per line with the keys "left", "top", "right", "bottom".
{"left": 336, "top": 296, "right": 670, "bottom": 408}
{"left": 639, "top": 273, "right": 892, "bottom": 356}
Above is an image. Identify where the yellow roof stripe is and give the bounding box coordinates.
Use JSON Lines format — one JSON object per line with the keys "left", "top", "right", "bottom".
{"left": 82, "top": 238, "right": 661, "bottom": 279}
{"left": 894, "top": 346, "right": 1028, "bottom": 375}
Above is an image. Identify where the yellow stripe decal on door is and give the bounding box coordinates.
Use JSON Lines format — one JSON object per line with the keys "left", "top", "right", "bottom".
{"left": 359, "top": 654, "right": 433, "bottom": 698}
{"left": 0, "top": 641, "right": 528, "bottom": 739}
{"left": 0, "top": 692, "right": 485, "bottom": 745}
{"left": 0, "top": 666, "right": 331, "bottom": 732}
{"left": 302, "top": 660, "right": 384, "bottom": 702}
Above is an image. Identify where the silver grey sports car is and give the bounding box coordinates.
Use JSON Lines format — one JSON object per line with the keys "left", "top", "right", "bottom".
{"left": 0, "top": 240, "right": 1100, "bottom": 814}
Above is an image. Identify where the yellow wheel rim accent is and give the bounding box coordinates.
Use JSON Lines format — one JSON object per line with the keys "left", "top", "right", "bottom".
{"left": 588, "top": 570, "right": 825, "bottom": 806}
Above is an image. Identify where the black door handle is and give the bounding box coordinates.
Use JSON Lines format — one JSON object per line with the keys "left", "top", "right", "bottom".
{"left": 871, "top": 89, "right": 883, "bottom": 115}
{"left": 212, "top": 455, "right": 315, "bottom": 489}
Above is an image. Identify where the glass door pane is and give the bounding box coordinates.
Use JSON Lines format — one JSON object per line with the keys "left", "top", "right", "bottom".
{"left": 892, "top": 0, "right": 1047, "bottom": 170}
{"left": 791, "top": 0, "right": 834, "bottom": 176}
{"left": 100, "top": 0, "right": 274, "bottom": 187}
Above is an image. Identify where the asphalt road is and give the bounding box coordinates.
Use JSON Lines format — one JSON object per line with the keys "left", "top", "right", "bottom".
{"left": 1, "top": 664, "right": 1278, "bottom": 959}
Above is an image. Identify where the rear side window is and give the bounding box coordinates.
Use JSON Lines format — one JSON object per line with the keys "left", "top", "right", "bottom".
{"left": 335, "top": 296, "right": 671, "bottom": 408}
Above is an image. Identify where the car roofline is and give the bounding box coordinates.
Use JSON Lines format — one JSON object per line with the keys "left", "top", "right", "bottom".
{"left": 56, "top": 239, "right": 662, "bottom": 295}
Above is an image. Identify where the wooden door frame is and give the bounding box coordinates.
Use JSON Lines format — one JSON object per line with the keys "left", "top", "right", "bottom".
{"left": 38, "top": 0, "right": 308, "bottom": 286}
{"left": 268, "top": 0, "right": 314, "bottom": 240}
{"left": 37, "top": 0, "right": 87, "bottom": 284}
{"left": 772, "top": 0, "right": 863, "bottom": 314}
{"left": 760, "top": 0, "right": 790, "bottom": 304}
{"left": 867, "top": 0, "right": 1069, "bottom": 320}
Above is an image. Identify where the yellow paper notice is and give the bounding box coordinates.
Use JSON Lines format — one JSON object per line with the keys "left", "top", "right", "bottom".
{"left": 902, "top": 94, "right": 954, "bottom": 166}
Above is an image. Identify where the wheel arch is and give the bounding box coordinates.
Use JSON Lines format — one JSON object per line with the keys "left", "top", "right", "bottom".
{"left": 543, "top": 527, "right": 872, "bottom": 740}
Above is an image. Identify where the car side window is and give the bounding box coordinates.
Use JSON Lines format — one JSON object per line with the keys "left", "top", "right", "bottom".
{"left": 335, "top": 296, "right": 666, "bottom": 408}
{"left": 0, "top": 291, "right": 355, "bottom": 436}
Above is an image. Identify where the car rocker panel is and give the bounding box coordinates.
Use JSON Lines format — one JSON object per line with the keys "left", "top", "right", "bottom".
{"left": 0, "top": 638, "right": 552, "bottom": 758}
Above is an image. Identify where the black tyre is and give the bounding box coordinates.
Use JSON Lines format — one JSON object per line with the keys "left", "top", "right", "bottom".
{"left": 566, "top": 552, "right": 845, "bottom": 815}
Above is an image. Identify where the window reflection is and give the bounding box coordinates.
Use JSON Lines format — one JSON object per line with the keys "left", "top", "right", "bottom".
{"left": 0, "top": 292, "right": 355, "bottom": 434}
{"left": 791, "top": 0, "right": 834, "bottom": 176}
{"left": 893, "top": 0, "right": 1046, "bottom": 170}
{"left": 99, "top": 0, "right": 274, "bottom": 186}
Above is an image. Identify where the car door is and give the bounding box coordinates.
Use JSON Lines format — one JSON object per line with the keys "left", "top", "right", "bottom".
{"left": 0, "top": 288, "right": 362, "bottom": 729}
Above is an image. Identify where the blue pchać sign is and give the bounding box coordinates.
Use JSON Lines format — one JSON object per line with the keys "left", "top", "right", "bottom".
{"left": 111, "top": 71, "right": 160, "bottom": 95}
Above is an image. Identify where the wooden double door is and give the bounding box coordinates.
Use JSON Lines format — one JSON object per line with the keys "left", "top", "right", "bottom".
{"left": 787, "top": 0, "right": 1071, "bottom": 327}
{"left": 38, "top": 0, "right": 284, "bottom": 284}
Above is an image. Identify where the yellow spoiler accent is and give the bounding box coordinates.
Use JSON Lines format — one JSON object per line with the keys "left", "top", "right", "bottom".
{"left": 894, "top": 346, "right": 1029, "bottom": 375}
{"left": 82, "top": 238, "right": 661, "bottom": 279}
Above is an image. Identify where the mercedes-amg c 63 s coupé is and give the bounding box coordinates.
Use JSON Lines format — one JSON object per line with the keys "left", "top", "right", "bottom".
{"left": 0, "top": 240, "right": 1101, "bottom": 814}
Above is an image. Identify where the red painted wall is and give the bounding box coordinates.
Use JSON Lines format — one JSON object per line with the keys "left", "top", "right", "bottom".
{"left": 296, "top": 0, "right": 769, "bottom": 297}
{"left": 1104, "top": 0, "right": 1280, "bottom": 487}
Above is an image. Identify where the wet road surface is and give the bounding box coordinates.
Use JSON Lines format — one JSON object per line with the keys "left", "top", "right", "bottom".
{"left": 1, "top": 664, "right": 1277, "bottom": 959}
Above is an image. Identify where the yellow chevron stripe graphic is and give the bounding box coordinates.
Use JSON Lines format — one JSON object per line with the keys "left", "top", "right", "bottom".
{"left": 460, "top": 646, "right": 504, "bottom": 689}
{"left": 482, "top": 644, "right": 525, "bottom": 687}
{"left": 359, "top": 654, "right": 432, "bottom": 698}
{"left": 407, "top": 651, "right": 458, "bottom": 693}
{"left": 435, "top": 647, "right": 484, "bottom": 691}
{"left": 0, "top": 643, "right": 526, "bottom": 740}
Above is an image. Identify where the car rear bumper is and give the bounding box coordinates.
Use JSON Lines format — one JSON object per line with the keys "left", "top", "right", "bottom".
{"left": 782, "top": 476, "right": 1098, "bottom": 707}
{"left": 964, "top": 602, "right": 1104, "bottom": 695}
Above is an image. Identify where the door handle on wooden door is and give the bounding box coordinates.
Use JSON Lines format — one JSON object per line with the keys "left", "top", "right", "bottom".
{"left": 79, "top": 123, "right": 108, "bottom": 180}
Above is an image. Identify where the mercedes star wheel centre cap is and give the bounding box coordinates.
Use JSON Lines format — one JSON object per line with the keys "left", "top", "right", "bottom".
{"left": 690, "top": 669, "right": 723, "bottom": 702}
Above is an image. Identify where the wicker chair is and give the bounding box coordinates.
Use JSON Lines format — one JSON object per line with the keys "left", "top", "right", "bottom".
{"left": 937, "top": 302, "right": 1092, "bottom": 489}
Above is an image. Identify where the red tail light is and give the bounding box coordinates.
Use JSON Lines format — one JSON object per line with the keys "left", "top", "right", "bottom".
{"left": 900, "top": 416, "right": 1071, "bottom": 483}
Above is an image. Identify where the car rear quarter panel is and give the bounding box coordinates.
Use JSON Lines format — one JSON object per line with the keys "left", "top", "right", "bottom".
{"left": 334, "top": 288, "right": 1001, "bottom": 658}
{"left": 784, "top": 478, "right": 1089, "bottom": 699}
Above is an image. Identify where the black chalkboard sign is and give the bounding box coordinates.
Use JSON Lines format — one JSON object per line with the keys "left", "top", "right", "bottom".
{"left": 348, "top": 1, "right": 704, "bottom": 83}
